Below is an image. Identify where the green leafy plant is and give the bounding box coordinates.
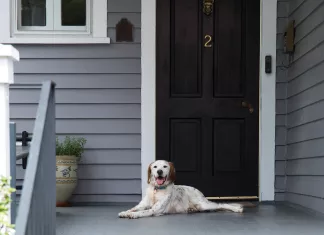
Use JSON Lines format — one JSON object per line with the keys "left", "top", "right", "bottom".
{"left": 0, "top": 176, "right": 15, "bottom": 235}
{"left": 56, "top": 136, "right": 87, "bottom": 161}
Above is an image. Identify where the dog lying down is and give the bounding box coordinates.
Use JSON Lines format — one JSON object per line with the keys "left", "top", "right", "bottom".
{"left": 118, "top": 160, "right": 244, "bottom": 219}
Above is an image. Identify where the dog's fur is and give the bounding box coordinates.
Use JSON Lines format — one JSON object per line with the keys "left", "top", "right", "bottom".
{"left": 118, "top": 160, "right": 244, "bottom": 219}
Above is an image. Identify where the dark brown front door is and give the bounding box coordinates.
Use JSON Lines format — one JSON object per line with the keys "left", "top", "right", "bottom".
{"left": 156, "top": 0, "right": 260, "bottom": 197}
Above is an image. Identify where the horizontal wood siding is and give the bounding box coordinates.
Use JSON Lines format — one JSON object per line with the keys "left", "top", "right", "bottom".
{"left": 275, "top": 0, "right": 289, "bottom": 201}
{"left": 285, "top": 0, "right": 324, "bottom": 213}
{"left": 11, "top": 0, "right": 142, "bottom": 203}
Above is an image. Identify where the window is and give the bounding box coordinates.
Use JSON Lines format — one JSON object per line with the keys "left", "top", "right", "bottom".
{"left": 18, "top": 0, "right": 90, "bottom": 32}
{"left": 0, "top": 0, "right": 110, "bottom": 44}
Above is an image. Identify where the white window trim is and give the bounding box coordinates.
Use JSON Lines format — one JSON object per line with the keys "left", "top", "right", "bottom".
{"left": 0, "top": 0, "right": 110, "bottom": 44}
{"left": 141, "top": 0, "right": 277, "bottom": 201}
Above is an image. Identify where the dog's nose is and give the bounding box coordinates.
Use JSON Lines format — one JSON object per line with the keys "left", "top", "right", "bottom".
{"left": 157, "top": 170, "right": 163, "bottom": 175}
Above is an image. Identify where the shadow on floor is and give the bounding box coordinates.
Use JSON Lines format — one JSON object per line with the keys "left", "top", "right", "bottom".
{"left": 56, "top": 204, "right": 324, "bottom": 235}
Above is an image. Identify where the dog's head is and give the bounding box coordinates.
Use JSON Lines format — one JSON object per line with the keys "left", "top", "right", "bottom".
{"left": 147, "top": 160, "right": 176, "bottom": 186}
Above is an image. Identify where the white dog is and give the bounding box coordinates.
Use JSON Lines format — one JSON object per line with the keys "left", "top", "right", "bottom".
{"left": 118, "top": 160, "right": 244, "bottom": 219}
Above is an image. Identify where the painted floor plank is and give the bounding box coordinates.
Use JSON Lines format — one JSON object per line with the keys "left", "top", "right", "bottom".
{"left": 56, "top": 205, "right": 324, "bottom": 235}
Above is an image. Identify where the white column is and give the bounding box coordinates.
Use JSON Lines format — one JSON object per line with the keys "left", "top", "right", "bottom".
{"left": 141, "top": 0, "right": 156, "bottom": 197}
{"left": 259, "top": 0, "right": 277, "bottom": 201}
{"left": 0, "top": 44, "right": 19, "bottom": 179}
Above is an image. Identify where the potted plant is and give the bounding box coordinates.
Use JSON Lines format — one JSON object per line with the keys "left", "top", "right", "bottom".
{"left": 0, "top": 176, "right": 15, "bottom": 235}
{"left": 55, "top": 136, "right": 86, "bottom": 207}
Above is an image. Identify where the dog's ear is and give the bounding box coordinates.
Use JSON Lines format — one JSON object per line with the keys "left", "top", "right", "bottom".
{"left": 147, "top": 162, "right": 153, "bottom": 184}
{"left": 168, "top": 162, "right": 176, "bottom": 183}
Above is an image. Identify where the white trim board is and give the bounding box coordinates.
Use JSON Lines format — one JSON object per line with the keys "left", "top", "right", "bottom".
{"left": 141, "top": 0, "right": 277, "bottom": 201}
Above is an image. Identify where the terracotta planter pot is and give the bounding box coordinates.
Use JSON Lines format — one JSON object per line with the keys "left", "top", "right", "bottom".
{"left": 56, "top": 155, "right": 78, "bottom": 207}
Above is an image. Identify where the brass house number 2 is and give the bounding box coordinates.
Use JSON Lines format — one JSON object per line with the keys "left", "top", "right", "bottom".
{"left": 204, "top": 34, "right": 212, "bottom": 47}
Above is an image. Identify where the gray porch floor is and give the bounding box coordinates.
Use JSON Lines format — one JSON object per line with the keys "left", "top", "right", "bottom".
{"left": 56, "top": 204, "right": 324, "bottom": 235}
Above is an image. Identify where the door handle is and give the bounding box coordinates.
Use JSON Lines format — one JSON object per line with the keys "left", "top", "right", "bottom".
{"left": 241, "top": 101, "right": 254, "bottom": 114}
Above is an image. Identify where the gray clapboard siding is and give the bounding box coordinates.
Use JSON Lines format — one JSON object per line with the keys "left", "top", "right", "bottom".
{"left": 288, "top": 119, "right": 324, "bottom": 144}
{"left": 288, "top": 0, "right": 305, "bottom": 16}
{"left": 17, "top": 149, "right": 141, "bottom": 165}
{"left": 287, "top": 138, "right": 324, "bottom": 159}
{"left": 276, "top": 146, "right": 286, "bottom": 161}
{"left": 17, "top": 165, "right": 141, "bottom": 180}
{"left": 11, "top": 104, "right": 141, "bottom": 119}
{"left": 288, "top": 62, "right": 324, "bottom": 98}
{"left": 288, "top": 81, "right": 324, "bottom": 113}
{"left": 11, "top": 119, "right": 141, "bottom": 134}
{"left": 13, "top": 74, "right": 141, "bottom": 88}
{"left": 293, "top": 1, "right": 324, "bottom": 43}
{"left": 286, "top": 158, "right": 324, "bottom": 175}
{"left": 293, "top": 20, "right": 324, "bottom": 61}
{"left": 16, "top": 44, "right": 141, "bottom": 58}
{"left": 69, "top": 194, "right": 142, "bottom": 203}
{"left": 276, "top": 68, "right": 287, "bottom": 82}
{"left": 286, "top": 176, "right": 324, "bottom": 198}
{"left": 284, "top": 0, "right": 324, "bottom": 213}
{"left": 275, "top": 176, "right": 286, "bottom": 191}
{"left": 107, "top": 0, "right": 141, "bottom": 12}
{"left": 107, "top": 13, "right": 140, "bottom": 28}
{"left": 288, "top": 100, "right": 324, "bottom": 128}
{"left": 288, "top": 42, "right": 324, "bottom": 82}
{"left": 79, "top": 149, "right": 141, "bottom": 164}
{"left": 10, "top": 88, "right": 141, "bottom": 103}
{"left": 275, "top": 0, "right": 289, "bottom": 201}
{"left": 276, "top": 100, "right": 286, "bottom": 114}
{"left": 14, "top": 59, "right": 141, "bottom": 74}
{"left": 289, "top": 0, "right": 322, "bottom": 27}
{"left": 72, "top": 180, "right": 141, "bottom": 194}
{"left": 56, "top": 134, "right": 140, "bottom": 149}
{"left": 11, "top": 0, "right": 142, "bottom": 203}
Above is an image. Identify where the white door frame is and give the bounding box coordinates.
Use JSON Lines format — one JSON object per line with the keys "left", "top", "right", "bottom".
{"left": 141, "top": 0, "right": 277, "bottom": 201}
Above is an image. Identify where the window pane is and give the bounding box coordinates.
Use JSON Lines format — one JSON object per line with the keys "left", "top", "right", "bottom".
{"left": 21, "top": 0, "right": 46, "bottom": 26}
{"left": 61, "top": 0, "right": 86, "bottom": 26}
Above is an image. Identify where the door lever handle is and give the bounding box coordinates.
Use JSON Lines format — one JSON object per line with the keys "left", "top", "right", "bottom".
{"left": 241, "top": 101, "right": 254, "bottom": 114}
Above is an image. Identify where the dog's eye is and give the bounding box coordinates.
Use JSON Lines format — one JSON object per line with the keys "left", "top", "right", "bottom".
{"left": 163, "top": 165, "right": 167, "bottom": 168}
{"left": 153, "top": 166, "right": 157, "bottom": 168}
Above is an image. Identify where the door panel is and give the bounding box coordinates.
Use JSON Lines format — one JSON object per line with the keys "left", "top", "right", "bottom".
{"left": 171, "top": 0, "right": 201, "bottom": 97}
{"left": 215, "top": 0, "right": 243, "bottom": 97}
{"left": 213, "top": 119, "right": 244, "bottom": 172}
{"left": 156, "top": 0, "right": 260, "bottom": 197}
{"left": 170, "top": 119, "right": 201, "bottom": 172}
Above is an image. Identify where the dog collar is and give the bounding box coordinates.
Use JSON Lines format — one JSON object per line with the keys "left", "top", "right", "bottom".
{"left": 154, "top": 185, "right": 168, "bottom": 190}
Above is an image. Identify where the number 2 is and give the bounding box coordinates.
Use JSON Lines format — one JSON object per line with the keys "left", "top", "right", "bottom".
{"left": 204, "top": 35, "right": 212, "bottom": 48}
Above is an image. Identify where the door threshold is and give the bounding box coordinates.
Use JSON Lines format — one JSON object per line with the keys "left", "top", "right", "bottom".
{"left": 206, "top": 196, "right": 258, "bottom": 200}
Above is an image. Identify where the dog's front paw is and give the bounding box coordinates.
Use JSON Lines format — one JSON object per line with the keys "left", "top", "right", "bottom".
{"left": 187, "top": 207, "right": 198, "bottom": 214}
{"left": 127, "top": 213, "right": 139, "bottom": 219}
{"left": 118, "top": 211, "right": 129, "bottom": 218}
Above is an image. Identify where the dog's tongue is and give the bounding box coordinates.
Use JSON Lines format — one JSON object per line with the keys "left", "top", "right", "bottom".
{"left": 156, "top": 178, "right": 164, "bottom": 185}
